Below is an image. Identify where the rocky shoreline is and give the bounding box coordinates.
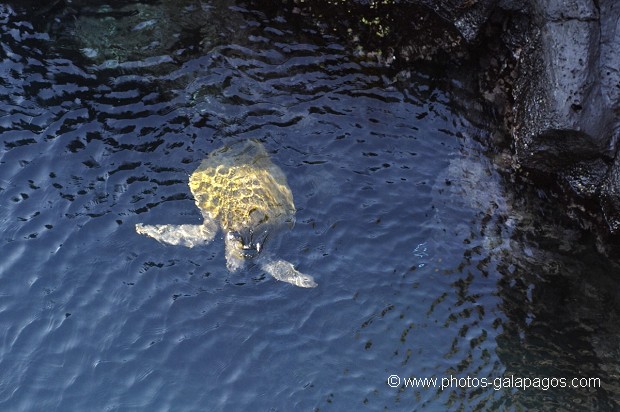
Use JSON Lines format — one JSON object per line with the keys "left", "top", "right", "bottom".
{"left": 282, "top": 0, "right": 620, "bottom": 250}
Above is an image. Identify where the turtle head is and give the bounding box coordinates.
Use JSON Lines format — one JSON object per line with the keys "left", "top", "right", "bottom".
{"left": 228, "top": 228, "right": 268, "bottom": 259}
{"left": 224, "top": 232, "right": 245, "bottom": 271}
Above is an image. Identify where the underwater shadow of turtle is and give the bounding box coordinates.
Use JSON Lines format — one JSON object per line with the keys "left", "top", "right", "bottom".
{"left": 135, "top": 139, "right": 317, "bottom": 288}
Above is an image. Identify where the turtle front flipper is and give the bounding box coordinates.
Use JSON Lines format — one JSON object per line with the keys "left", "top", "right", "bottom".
{"left": 135, "top": 220, "right": 218, "bottom": 248}
{"left": 261, "top": 259, "right": 317, "bottom": 288}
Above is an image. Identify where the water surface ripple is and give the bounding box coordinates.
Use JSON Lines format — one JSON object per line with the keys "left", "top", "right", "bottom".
{"left": 0, "top": 1, "right": 619, "bottom": 411}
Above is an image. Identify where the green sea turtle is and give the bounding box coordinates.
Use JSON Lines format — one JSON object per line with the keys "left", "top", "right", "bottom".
{"left": 135, "top": 139, "right": 317, "bottom": 288}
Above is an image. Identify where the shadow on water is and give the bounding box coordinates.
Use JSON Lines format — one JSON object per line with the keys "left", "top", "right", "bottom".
{"left": 0, "top": 1, "right": 619, "bottom": 410}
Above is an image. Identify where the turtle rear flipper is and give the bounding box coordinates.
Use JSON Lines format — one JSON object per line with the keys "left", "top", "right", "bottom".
{"left": 261, "top": 259, "right": 317, "bottom": 288}
{"left": 135, "top": 220, "right": 218, "bottom": 248}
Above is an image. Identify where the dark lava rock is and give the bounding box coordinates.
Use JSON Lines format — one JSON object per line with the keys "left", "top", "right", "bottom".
{"left": 509, "top": 0, "right": 620, "bottom": 236}
{"left": 512, "top": 0, "right": 610, "bottom": 165}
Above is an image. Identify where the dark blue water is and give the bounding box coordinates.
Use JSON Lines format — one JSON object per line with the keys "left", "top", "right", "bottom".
{"left": 1, "top": 2, "right": 619, "bottom": 411}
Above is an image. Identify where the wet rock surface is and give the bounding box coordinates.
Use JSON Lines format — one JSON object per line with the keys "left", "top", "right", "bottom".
{"left": 510, "top": 0, "right": 620, "bottom": 240}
